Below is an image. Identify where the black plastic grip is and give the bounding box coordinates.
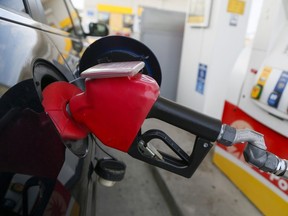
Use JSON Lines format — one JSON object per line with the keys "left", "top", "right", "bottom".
{"left": 147, "top": 97, "right": 222, "bottom": 142}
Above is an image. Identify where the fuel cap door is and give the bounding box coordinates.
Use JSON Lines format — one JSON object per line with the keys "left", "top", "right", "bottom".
{"left": 79, "top": 35, "right": 162, "bottom": 86}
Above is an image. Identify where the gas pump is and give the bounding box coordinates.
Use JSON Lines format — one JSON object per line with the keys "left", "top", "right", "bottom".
{"left": 41, "top": 36, "right": 288, "bottom": 182}
{"left": 213, "top": 0, "right": 288, "bottom": 214}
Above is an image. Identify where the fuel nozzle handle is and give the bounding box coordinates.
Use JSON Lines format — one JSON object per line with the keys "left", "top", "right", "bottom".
{"left": 217, "top": 124, "right": 288, "bottom": 179}
{"left": 148, "top": 97, "right": 288, "bottom": 179}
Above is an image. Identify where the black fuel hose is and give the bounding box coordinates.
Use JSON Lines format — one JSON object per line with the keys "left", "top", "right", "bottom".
{"left": 147, "top": 96, "right": 222, "bottom": 142}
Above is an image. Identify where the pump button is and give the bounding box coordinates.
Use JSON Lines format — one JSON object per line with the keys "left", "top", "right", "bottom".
{"left": 251, "top": 84, "right": 262, "bottom": 99}
{"left": 268, "top": 92, "right": 280, "bottom": 107}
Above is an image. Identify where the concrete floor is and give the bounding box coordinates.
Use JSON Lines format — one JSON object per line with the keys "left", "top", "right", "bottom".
{"left": 96, "top": 119, "right": 263, "bottom": 216}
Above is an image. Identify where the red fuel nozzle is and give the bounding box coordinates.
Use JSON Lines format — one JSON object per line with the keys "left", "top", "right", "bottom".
{"left": 69, "top": 73, "right": 159, "bottom": 152}
{"left": 42, "top": 62, "right": 160, "bottom": 152}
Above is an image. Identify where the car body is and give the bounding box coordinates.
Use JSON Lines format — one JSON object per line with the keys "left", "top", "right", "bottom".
{"left": 0, "top": 1, "right": 107, "bottom": 215}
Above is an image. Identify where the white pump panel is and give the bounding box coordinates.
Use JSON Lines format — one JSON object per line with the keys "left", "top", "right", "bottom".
{"left": 238, "top": 0, "right": 288, "bottom": 137}
{"left": 177, "top": 0, "right": 252, "bottom": 119}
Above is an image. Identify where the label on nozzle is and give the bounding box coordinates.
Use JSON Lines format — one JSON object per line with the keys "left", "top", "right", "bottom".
{"left": 80, "top": 61, "right": 145, "bottom": 79}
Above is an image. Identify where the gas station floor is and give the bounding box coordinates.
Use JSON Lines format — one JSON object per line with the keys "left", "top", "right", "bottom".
{"left": 95, "top": 120, "right": 262, "bottom": 216}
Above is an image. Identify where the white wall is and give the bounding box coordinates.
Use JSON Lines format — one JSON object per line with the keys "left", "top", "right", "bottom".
{"left": 72, "top": 0, "right": 85, "bottom": 10}
{"left": 246, "top": 0, "right": 264, "bottom": 40}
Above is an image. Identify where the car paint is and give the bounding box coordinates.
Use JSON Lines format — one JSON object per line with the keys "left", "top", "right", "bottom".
{"left": 0, "top": 1, "right": 98, "bottom": 215}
